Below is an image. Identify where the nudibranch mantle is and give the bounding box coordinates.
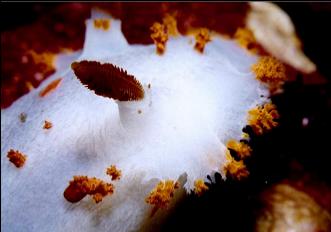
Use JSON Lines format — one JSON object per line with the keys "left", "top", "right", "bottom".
{"left": 1, "top": 11, "right": 269, "bottom": 232}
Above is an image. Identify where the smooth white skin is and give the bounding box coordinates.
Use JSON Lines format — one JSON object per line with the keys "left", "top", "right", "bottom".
{"left": 1, "top": 11, "right": 268, "bottom": 232}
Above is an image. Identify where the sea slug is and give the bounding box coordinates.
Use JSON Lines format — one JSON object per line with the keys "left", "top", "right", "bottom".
{"left": 1, "top": 9, "right": 282, "bottom": 232}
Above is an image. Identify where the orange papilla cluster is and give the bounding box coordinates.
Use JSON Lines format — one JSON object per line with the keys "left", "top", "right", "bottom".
{"left": 251, "top": 56, "right": 286, "bottom": 84}
{"left": 63, "top": 176, "right": 114, "bottom": 203}
{"left": 7, "top": 149, "right": 27, "bottom": 168}
{"left": 248, "top": 103, "right": 279, "bottom": 135}
{"left": 234, "top": 27, "right": 259, "bottom": 54}
{"left": 145, "top": 180, "right": 179, "bottom": 212}
{"left": 43, "top": 120, "right": 53, "bottom": 130}
{"left": 224, "top": 103, "right": 279, "bottom": 179}
{"left": 39, "top": 78, "right": 62, "bottom": 97}
{"left": 93, "top": 19, "right": 110, "bottom": 30}
{"left": 194, "top": 179, "right": 209, "bottom": 196}
{"left": 106, "top": 165, "right": 122, "bottom": 181}
{"left": 194, "top": 28, "right": 211, "bottom": 53}
{"left": 226, "top": 139, "right": 252, "bottom": 159}
{"left": 223, "top": 150, "right": 249, "bottom": 180}
{"left": 150, "top": 22, "right": 169, "bottom": 55}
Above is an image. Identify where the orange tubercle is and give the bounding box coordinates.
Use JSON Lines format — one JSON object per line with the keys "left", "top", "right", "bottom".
{"left": 226, "top": 139, "right": 252, "bottom": 159}
{"left": 145, "top": 180, "right": 179, "bottom": 216}
{"left": 194, "top": 28, "right": 211, "bottom": 53}
{"left": 106, "top": 165, "right": 121, "bottom": 181}
{"left": 248, "top": 103, "right": 279, "bottom": 135}
{"left": 7, "top": 149, "right": 27, "bottom": 168}
{"left": 194, "top": 179, "right": 209, "bottom": 196}
{"left": 251, "top": 56, "right": 286, "bottom": 84}
{"left": 150, "top": 22, "right": 169, "bottom": 55}
{"left": 43, "top": 120, "right": 53, "bottom": 130}
{"left": 63, "top": 176, "right": 114, "bottom": 204}
{"left": 224, "top": 150, "right": 249, "bottom": 180}
{"left": 39, "top": 78, "right": 62, "bottom": 97}
{"left": 93, "top": 18, "right": 110, "bottom": 31}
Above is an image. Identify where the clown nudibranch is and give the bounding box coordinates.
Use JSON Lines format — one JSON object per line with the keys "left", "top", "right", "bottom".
{"left": 1, "top": 10, "right": 283, "bottom": 232}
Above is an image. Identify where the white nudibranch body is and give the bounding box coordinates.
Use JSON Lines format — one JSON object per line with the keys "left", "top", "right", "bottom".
{"left": 1, "top": 11, "right": 270, "bottom": 232}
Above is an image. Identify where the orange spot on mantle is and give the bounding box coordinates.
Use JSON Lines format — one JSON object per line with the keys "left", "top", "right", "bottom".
{"left": 93, "top": 19, "right": 110, "bottom": 30}
{"left": 43, "top": 120, "right": 53, "bottom": 130}
{"left": 7, "top": 149, "right": 27, "bottom": 168}
{"left": 39, "top": 78, "right": 62, "bottom": 97}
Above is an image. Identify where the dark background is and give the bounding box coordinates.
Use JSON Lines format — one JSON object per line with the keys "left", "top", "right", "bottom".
{"left": 1, "top": 2, "right": 331, "bottom": 231}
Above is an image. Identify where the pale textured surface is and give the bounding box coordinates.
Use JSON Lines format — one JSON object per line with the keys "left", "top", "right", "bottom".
{"left": 1, "top": 12, "right": 268, "bottom": 232}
